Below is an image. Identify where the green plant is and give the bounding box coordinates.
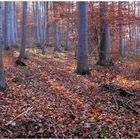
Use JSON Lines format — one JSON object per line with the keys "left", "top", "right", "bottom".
{"left": 100, "top": 126, "right": 110, "bottom": 138}
{"left": 79, "top": 115, "right": 84, "bottom": 120}
{"left": 61, "top": 41, "right": 66, "bottom": 48}
{"left": 137, "top": 69, "right": 140, "bottom": 75}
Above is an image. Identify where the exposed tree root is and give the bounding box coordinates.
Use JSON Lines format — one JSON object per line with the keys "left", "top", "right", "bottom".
{"left": 99, "top": 84, "right": 139, "bottom": 115}
{"left": 15, "top": 60, "right": 27, "bottom": 66}
{"left": 112, "top": 94, "right": 119, "bottom": 111}
{"left": 0, "top": 84, "right": 8, "bottom": 92}
{"left": 96, "top": 60, "right": 114, "bottom": 66}
{"left": 101, "top": 84, "right": 135, "bottom": 96}
{"left": 76, "top": 69, "right": 90, "bottom": 75}
{"left": 12, "top": 77, "right": 21, "bottom": 83}
{"left": 65, "top": 48, "right": 69, "bottom": 51}
{"left": 117, "top": 99, "right": 139, "bottom": 115}
{"left": 53, "top": 47, "right": 61, "bottom": 52}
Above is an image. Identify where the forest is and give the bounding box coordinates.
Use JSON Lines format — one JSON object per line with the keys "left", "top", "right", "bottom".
{"left": 0, "top": 1, "right": 139, "bottom": 138}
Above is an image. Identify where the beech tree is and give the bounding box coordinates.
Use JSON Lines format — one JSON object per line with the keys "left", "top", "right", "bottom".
{"left": 33, "top": 2, "right": 41, "bottom": 48}
{"left": 65, "top": 1, "right": 71, "bottom": 51}
{"left": 61, "top": 22, "right": 64, "bottom": 42}
{"left": 97, "top": 2, "right": 113, "bottom": 65}
{"left": 18, "top": 2, "right": 27, "bottom": 63}
{"left": 4, "top": 2, "right": 11, "bottom": 50}
{"left": 0, "top": 2, "right": 7, "bottom": 91}
{"left": 13, "top": 2, "right": 18, "bottom": 43}
{"left": 53, "top": 2, "right": 59, "bottom": 51}
{"left": 42, "top": 2, "right": 48, "bottom": 55}
{"left": 76, "top": 2, "right": 89, "bottom": 75}
{"left": 9, "top": 2, "right": 16, "bottom": 47}
{"left": 118, "top": 2, "right": 123, "bottom": 57}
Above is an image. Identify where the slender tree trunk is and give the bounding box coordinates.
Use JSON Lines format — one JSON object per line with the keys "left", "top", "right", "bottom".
{"left": 42, "top": 2, "right": 48, "bottom": 55}
{"left": 65, "top": 1, "right": 71, "bottom": 51}
{"left": 76, "top": 2, "right": 89, "bottom": 75}
{"left": 61, "top": 22, "right": 64, "bottom": 42}
{"left": 133, "top": 2, "right": 137, "bottom": 55}
{"left": 36, "top": 2, "right": 41, "bottom": 48}
{"left": 39, "top": 2, "right": 42, "bottom": 44}
{"left": 97, "top": 2, "right": 113, "bottom": 66}
{"left": 4, "top": 2, "right": 11, "bottom": 50}
{"left": 46, "top": 4, "right": 50, "bottom": 46}
{"left": 32, "top": 2, "right": 36, "bottom": 47}
{"left": 53, "top": 2, "right": 59, "bottom": 51}
{"left": 128, "top": 2, "right": 132, "bottom": 55}
{"left": 71, "top": 2, "right": 75, "bottom": 45}
{"left": 18, "top": 2, "right": 27, "bottom": 61}
{"left": 47, "top": 23, "right": 50, "bottom": 46}
{"left": 0, "top": 2, "right": 7, "bottom": 91}
{"left": 118, "top": 2, "right": 124, "bottom": 57}
{"left": 9, "top": 2, "right": 16, "bottom": 47}
{"left": 46, "top": 2, "right": 49, "bottom": 46}
{"left": 13, "top": 2, "right": 18, "bottom": 43}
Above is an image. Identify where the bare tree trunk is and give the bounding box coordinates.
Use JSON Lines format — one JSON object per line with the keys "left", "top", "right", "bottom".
{"left": 76, "top": 2, "right": 89, "bottom": 75}
{"left": 53, "top": 2, "right": 59, "bottom": 51}
{"left": 118, "top": 2, "right": 124, "bottom": 57}
{"left": 18, "top": 2, "right": 27, "bottom": 61}
{"left": 97, "top": 2, "right": 113, "bottom": 66}
{"left": 0, "top": 2, "right": 7, "bottom": 91}
{"left": 65, "top": 1, "right": 71, "bottom": 51}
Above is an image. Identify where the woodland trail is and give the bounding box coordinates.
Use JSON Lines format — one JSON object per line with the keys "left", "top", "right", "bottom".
{"left": 0, "top": 48, "right": 139, "bottom": 138}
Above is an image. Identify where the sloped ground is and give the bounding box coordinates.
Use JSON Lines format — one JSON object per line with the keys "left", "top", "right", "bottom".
{"left": 0, "top": 48, "right": 139, "bottom": 138}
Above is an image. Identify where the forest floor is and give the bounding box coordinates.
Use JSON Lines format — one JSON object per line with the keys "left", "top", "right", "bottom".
{"left": 0, "top": 47, "right": 140, "bottom": 138}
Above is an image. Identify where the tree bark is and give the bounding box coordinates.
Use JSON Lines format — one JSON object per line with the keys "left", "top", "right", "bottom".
{"left": 53, "top": 2, "right": 59, "bottom": 51}
{"left": 4, "top": 2, "right": 11, "bottom": 50}
{"left": 76, "top": 2, "right": 89, "bottom": 75}
{"left": 97, "top": 2, "right": 113, "bottom": 66}
{"left": 0, "top": 2, "right": 7, "bottom": 91}
{"left": 18, "top": 2, "right": 27, "bottom": 61}
{"left": 65, "top": 1, "right": 71, "bottom": 51}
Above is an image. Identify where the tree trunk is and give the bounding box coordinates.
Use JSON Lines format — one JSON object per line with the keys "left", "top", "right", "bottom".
{"left": 53, "top": 2, "right": 59, "bottom": 51}
{"left": 42, "top": 2, "right": 48, "bottom": 55}
{"left": 61, "top": 22, "right": 64, "bottom": 42}
{"left": 0, "top": 2, "right": 7, "bottom": 91}
{"left": 4, "top": 2, "right": 11, "bottom": 50}
{"left": 13, "top": 2, "right": 18, "bottom": 43}
{"left": 65, "top": 1, "right": 71, "bottom": 51}
{"left": 18, "top": 2, "right": 27, "bottom": 61}
{"left": 97, "top": 2, "right": 113, "bottom": 66}
{"left": 76, "top": 2, "right": 89, "bottom": 75}
{"left": 35, "top": 2, "right": 41, "bottom": 48}
{"left": 9, "top": 2, "right": 16, "bottom": 47}
{"left": 118, "top": 2, "right": 124, "bottom": 57}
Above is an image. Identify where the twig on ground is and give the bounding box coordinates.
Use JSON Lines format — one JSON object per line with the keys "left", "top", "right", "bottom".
{"left": 112, "top": 93, "right": 119, "bottom": 111}
{"left": 5, "top": 106, "right": 34, "bottom": 126}
{"left": 0, "top": 126, "right": 13, "bottom": 135}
